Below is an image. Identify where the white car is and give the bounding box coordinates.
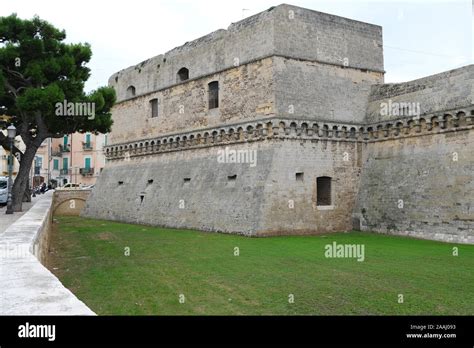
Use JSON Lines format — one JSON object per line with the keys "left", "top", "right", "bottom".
{"left": 56, "top": 183, "right": 82, "bottom": 190}
{"left": 0, "top": 176, "right": 8, "bottom": 204}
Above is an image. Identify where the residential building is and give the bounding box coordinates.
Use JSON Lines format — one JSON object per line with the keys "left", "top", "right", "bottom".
{"left": 51, "top": 132, "right": 107, "bottom": 186}
{"left": 0, "top": 129, "right": 107, "bottom": 188}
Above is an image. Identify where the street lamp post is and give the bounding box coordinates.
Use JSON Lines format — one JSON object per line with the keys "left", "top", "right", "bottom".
{"left": 5, "top": 125, "right": 17, "bottom": 214}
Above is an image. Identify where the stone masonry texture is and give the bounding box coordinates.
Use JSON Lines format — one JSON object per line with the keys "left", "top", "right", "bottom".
{"left": 82, "top": 4, "right": 474, "bottom": 244}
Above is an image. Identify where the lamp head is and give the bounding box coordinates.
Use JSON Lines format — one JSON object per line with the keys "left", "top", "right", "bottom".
{"left": 7, "top": 125, "right": 16, "bottom": 139}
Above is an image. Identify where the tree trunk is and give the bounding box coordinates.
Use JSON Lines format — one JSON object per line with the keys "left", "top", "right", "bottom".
{"left": 12, "top": 143, "right": 39, "bottom": 212}
{"left": 22, "top": 178, "right": 32, "bottom": 202}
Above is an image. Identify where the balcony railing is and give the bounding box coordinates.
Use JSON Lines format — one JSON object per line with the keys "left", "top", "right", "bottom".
{"left": 51, "top": 148, "right": 62, "bottom": 157}
{"left": 59, "top": 144, "right": 70, "bottom": 153}
{"left": 80, "top": 167, "right": 94, "bottom": 176}
{"left": 82, "top": 142, "right": 93, "bottom": 151}
{"left": 60, "top": 168, "right": 71, "bottom": 175}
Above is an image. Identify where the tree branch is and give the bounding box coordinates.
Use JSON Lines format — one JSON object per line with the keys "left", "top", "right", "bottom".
{"left": 5, "top": 67, "right": 33, "bottom": 87}
{"left": 0, "top": 132, "right": 24, "bottom": 163}
{"left": 3, "top": 78, "right": 18, "bottom": 98}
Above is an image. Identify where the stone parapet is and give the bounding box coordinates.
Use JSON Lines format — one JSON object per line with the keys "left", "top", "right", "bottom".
{"left": 104, "top": 107, "right": 474, "bottom": 161}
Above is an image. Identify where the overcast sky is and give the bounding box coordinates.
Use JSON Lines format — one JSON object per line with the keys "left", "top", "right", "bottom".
{"left": 1, "top": 0, "right": 472, "bottom": 92}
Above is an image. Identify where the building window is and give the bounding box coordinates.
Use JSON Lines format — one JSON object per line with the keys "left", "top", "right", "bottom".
{"left": 296, "top": 172, "right": 304, "bottom": 181}
{"left": 126, "top": 86, "right": 136, "bottom": 98}
{"left": 317, "top": 176, "right": 332, "bottom": 206}
{"left": 150, "top": 99, "right": 158, "bottom": 118}
{"left": 177, "top": 67, "right": 189, "bottom": 82}
{"left": 84, "top": 133, "right": 92, "bottom": 150}
{"left": 208, "top": 81, "right": 219, "bottom": 109}
{"left": 34, "top": 156, "right": 42, "bottom": 175}
{"left": 53, "top": 159, "right": 59, "bottom": 170}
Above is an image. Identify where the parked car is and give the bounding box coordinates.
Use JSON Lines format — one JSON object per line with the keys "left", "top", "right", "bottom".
{"left": 0, "top": 176, "right": 8, "bottom": 204}
{"left": 56, "top": 183, "right": 82, "bottom": 190}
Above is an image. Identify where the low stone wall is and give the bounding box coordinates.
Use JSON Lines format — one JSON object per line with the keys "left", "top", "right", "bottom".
{"left": 0, "top": 192, "right": 95, "bottom": 315}
{"left": 53, "top": 189, "right": 91, "bottom": 216}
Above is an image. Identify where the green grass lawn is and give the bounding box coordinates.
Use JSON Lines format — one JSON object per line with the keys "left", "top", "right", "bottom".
{"left": 47, "top": 216, "right": 474, "bottom": 315}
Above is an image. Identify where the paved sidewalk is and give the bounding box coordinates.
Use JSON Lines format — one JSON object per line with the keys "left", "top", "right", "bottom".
{"left": 0, "top": 195, "right": 41, "bottom": 234}
{"left": 0, "top": 190, "right": 95, "bottom": 315}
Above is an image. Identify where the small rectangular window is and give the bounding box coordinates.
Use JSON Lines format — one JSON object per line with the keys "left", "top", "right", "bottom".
{"left": 150, "top": 99, "right": 158, "bottom": 118}
{"left": 183, "top": 178, "right": 191, "bottom": 186}
{"left": 228, "top": 175, "right": 237, "bottom": 181}
{"left": 317, "top": 176, "right": 332, "bottom": 206}
{"left": 296, "top": 172, "right": 304, "bottom": 181}
{"left": 208, "top": 81, "right": 219, "bottom": 109}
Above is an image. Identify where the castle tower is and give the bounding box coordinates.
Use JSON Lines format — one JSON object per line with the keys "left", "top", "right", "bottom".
{"left": 83, "top": 4, "right": 474, "bottom": 242}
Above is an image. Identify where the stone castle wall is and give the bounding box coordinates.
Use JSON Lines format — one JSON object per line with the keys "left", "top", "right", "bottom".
{"left": 83, "top": 124, "right": 364, "bottom": 236}
{"left": 86, "top": 106, "right": 474, "bottom": 241}
{"left": 366, "top": 65, "right": 473, "bottom": 123}
{"left": 82, "top": 4, "right": 473, "bottom": 243}
{"left": 109, "top": 9, "right": 275, "bottom": 102}
{"left": 109, "top": 54, "right": 386, "bottom": 145}
{"left": 356, "top": 66, "right": 474, "bottom": 243}
{"left": 109, "top": 58, "right": 275, "bottom": 144}
{"left": 107, "top": 4, "right": 384, "bottom": 145}
{"left": 53, "top": 190, "right": 91, "bottom": 216}
{"left": 83, "top": 141, "right": 274, "bottom": 234}
{"left": 273, "top": 57, "right": 383, "bottom": 124}
{"left": 110, "top": 4, "right": 383, "bottom": 104}
{"left": 271, "top": 4, "right": 383, "bottom": 72}
{"left": 354, "top": 115, "right": 474, "bottom": 244}
{"left": 257, "top": 138, "right": 363, "bottom": 235}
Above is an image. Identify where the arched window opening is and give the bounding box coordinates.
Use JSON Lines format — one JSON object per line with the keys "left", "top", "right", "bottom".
{"left": 126, "top": 86, "right": 136, "bottom": 98}
{"left": 177, "top": 67, "right": 189, "bottom": 82}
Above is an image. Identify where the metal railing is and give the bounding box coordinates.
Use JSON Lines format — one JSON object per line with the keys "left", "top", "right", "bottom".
{"left": 80, "top": 167, "right": 94, "bottom": 176}
{"left": 82, "top": 142, "right": 93, "bottom": 151}
{"left": 59, "top": 144, "right": 70, "bottom": 153}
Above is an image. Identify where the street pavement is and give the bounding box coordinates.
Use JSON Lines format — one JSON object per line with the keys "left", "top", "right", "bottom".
{"left": 0, "top": 195, "right": 40, "bottom": 233}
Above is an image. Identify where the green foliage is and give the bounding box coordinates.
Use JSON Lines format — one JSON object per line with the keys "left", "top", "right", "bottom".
{"left": 50, "top": 217, "right": 474, "bottom": 315}
{"left": 0, "top": 13, "right": 115, "bottom": 138}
